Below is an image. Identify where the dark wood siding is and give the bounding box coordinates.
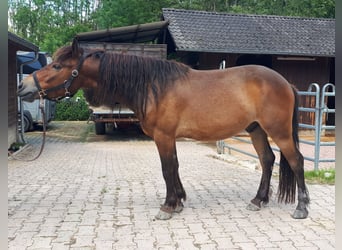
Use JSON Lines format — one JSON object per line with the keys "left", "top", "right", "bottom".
{"left": 8, "top": 46, "right": 18, "bottom": 148}
{"left": 8, "top": 34, "right": 38, "bottom": 148}
{"left": 272, "top": 57, "right": 331, "bottom": 90}
{"left": 273, "top": 57, "right": 332, "bottom": 126}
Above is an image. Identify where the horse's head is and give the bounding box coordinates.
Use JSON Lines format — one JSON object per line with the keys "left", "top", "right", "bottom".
{"left": 17, "top": 40, "right": 96, "bottom": 101}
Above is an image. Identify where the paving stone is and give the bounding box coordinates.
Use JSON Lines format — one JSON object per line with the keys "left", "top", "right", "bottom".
{"left": 8, "top": 131, "right": 335, "bottom": 249}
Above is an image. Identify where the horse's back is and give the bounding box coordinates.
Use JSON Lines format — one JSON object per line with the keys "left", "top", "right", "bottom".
{"left": 185, "top": 64, "right": 294, "bottom": 112}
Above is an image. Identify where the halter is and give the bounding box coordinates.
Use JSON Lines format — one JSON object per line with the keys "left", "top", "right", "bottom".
{"left": 32, "top": 54, "right": 87, "bottom": 100}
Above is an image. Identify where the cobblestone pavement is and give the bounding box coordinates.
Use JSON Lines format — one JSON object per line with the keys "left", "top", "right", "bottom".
{"left": 8, "top": 129, "right": 335, "bottom": 249}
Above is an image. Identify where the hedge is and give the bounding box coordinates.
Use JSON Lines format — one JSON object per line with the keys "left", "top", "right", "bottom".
{"left": 54, "top": 90, "right": 91, "bottom": 121}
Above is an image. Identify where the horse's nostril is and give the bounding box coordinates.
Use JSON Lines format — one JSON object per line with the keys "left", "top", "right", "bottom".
{"left": 18, "top": 82, "right": 23, "bottom": 89}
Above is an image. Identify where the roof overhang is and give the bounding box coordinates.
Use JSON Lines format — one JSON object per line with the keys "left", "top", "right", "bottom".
{"left": 8, "top": 31, "right": 39, "bottom": 51}
{"left": 174, "top": 47, "right": 334, "bottom": 58}
{"left": 75, "top": 21, "right": 169, "bottom": 43}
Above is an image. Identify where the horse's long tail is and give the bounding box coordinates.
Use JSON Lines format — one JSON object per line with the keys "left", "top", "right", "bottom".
{"left": 278, "top": 85, "right": 299, "bottom": 204}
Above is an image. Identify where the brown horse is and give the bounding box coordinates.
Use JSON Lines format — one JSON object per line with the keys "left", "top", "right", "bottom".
{"left": 18, "top": 40, "right": 309, "bottom": 220}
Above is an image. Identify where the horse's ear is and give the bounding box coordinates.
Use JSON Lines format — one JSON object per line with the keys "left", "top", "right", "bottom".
{"left": 71, "top": 38, "right": 82, "bottom": 58}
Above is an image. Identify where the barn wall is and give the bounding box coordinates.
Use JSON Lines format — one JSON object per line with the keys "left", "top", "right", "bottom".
{"left": 173, "top": 51, "right": 230, "bottom": 69}
{"left": 180, "top": 52, "right": 332, "bottom": 88}
{"left": 8, "top": 46, "right": 18, "bottom": 148}
{"left": 272, "top": 57, "right": 331, "bottom": 90}
{"left": 272, "top": 57, "right": 333, "bottom": 126}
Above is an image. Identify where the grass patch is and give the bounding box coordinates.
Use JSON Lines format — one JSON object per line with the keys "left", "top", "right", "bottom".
{"left": 9, "top": 142, "right": 26, "bottom": 151}
{"left": 304, "top": 169, "right": 335, "bottom": 185}
{"left": 46, "top": 121, "right": 95, "bottom": 142}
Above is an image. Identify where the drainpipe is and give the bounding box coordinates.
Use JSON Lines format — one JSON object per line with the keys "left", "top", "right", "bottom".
{"left": 18, "top": 51, "right": 40, "bottom": 143}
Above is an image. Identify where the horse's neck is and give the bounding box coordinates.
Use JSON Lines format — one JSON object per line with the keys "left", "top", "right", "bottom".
{"left": 83, "top": 88, "right": 110, "bottom": 107}
{"left": 83, "top": 87, "right": 138, "bottom": 114}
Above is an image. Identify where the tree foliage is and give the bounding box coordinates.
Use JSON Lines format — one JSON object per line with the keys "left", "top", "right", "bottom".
{"left": 93, "top": 0, "right": 176, "bottom": 29}
{"left": 8, "top": 0, "right": 334, "bottom": 53}
{"left": 8, "top": 0, "right": 96, "bottom": 53}
{"left": 92, "top": 0, "right": 335, "bottom": 30}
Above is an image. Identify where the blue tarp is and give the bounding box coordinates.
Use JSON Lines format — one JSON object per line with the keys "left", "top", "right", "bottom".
{"left": 16, "top": 52, "right": 47, "bottom": 74}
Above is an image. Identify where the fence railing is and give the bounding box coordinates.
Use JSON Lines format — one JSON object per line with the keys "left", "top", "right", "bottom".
{"left": 216, "top": 61, "right": 335, "bottom": 171}
{"left": 297, "top": 83, "right": 335, "bottom": 170}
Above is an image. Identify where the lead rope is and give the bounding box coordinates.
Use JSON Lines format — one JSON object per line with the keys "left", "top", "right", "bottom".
{"left": 8, "top": 95, "right": 46, "bottom": 161}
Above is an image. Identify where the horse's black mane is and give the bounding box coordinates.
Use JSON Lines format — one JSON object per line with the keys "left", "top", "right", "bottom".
{"left": 98, "top": 51, "right": 190, "bottom": 117}
{"left": 54, "top": 45, "right": 190, "bottom": 117}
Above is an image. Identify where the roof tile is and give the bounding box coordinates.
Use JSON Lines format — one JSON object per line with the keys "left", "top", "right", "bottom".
{"left": 162, "top": 8, "right": 335, "bottom": 57}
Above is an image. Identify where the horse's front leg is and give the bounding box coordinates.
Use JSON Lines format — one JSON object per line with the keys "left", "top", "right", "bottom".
{"left": 154, "top": 136, "right": 186, "bottom": 220}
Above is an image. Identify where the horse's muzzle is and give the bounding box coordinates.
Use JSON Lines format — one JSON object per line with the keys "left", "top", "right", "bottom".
{"left": 17, "top": 76, "right": 39, "bottom": 102}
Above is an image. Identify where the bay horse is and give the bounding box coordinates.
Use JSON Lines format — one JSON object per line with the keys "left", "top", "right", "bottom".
{"left": 17, "top": 40, "right": 309, "bottom": 220}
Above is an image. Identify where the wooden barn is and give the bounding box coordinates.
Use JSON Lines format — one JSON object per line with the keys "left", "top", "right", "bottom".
{"left": 160, "top": 8, "right": 335, "bottom": 125}
{"left": 8, "top": 32, "right": 39, "bottom": 148}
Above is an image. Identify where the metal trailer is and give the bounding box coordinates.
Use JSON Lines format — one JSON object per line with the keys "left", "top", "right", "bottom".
{"left": 79, "top": 42, "right": 167, "bottom": 135}
{"left": 20, "top": 94, "right": 56, "bottom": 131}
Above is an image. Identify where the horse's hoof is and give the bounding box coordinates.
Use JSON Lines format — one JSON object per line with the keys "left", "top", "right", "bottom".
{"left": 291, "top": 208, "right": 308, "bottom": 219}
{"left": 174, "top": 202, "right": 184, "bottom": 213}
{"left": 246, "top": 202, "right": 261, "bottom": 211}
{"left": 155, "top": 209, "right": 173, "bottom": 220}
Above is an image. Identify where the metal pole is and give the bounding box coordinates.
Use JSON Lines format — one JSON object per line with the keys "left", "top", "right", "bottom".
{"left": 216, "top": 60, "right": 226, "bottom": 154}
{"left": 307, "top": 83, "right": 320, "bottom": 171}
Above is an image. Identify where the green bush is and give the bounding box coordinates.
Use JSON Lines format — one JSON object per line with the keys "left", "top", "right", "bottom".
{"left": 55, "top": 90, "right": 91, "bottom": 121}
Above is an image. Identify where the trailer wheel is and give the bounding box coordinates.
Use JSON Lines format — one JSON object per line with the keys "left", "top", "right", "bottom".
{"left": 95, "top": 122, "right": 106, "bottom": 135}
{"left": 23, "top": 110, "right": 33, "bottom": 132}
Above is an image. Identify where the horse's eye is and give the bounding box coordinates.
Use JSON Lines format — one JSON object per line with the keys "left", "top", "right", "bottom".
{"left": 52, "top": 64, "right": 62, "bottom": 71}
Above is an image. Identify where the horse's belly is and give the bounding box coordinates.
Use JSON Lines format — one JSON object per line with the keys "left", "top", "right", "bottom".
{"left": 176, "top": 118, "right": 250, "bottom": 141}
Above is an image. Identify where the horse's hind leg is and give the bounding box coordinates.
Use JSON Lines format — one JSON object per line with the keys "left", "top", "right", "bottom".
{"left": 265, "top": 121, "right": 309, "bottom": 219}
{"left": 245, "top": 122, "right": 275, "bottom": 211}
{"left": 275, "top": 139, "right": 309, "bottom": 219}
